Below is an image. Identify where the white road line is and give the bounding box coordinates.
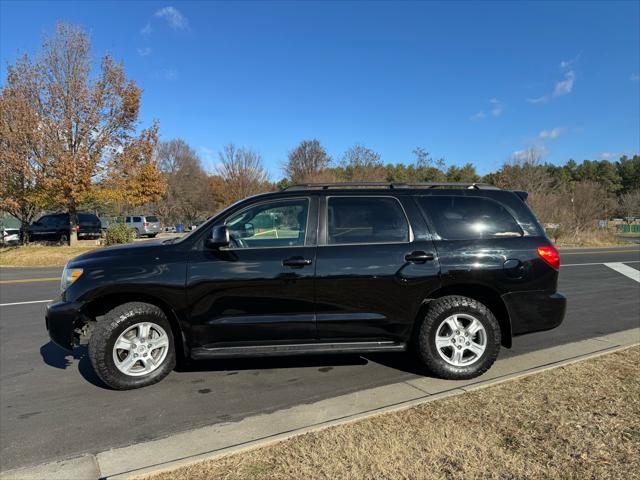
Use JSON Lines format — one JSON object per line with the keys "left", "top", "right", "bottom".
{"left": 0, "top": 299, "right": 52, "bottom": 307}
{"left": 562, "top": 261, "right": 640, "bottom": 267}
{"left": 603, "top": 263, "right": 640, "bottom": 283}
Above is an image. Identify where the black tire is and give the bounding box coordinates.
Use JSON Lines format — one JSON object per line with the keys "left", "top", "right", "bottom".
{"left": 416, "top": 295, "right": 501, "bottom": 380}
{"left": 134, "top": 228, "right": 141, "bottom": 238}
{"left": 89, "top": 302, "right": 176, "bottom": 390}
{"left": 149, "top": 234, "right": 157, "bottom": 238}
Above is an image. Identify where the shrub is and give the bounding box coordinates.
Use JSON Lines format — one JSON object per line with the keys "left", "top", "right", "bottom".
{"left": 104, "top": 223, "right": 135, "bottom": 246}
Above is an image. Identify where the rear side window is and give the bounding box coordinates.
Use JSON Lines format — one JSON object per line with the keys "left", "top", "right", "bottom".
{"left": 133, "top": 216, "right": 142, "bottom": 222}
{"left": 327, "top": 197, "right": 409, "bottom": 244}
{"left": 78, "top": 214, "right": 97, "bottom": 223}
{"left": 417, "top": 196, "right": 523, "bottom": 240}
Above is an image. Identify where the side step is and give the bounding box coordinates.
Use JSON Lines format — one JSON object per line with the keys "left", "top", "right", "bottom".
{"left": 191, "top": 341, "right": 407, "bottom": 360}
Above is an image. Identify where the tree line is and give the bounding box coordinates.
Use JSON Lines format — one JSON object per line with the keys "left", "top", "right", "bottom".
{"left": 1, "top": 23, "right": 639, "bottom": 245}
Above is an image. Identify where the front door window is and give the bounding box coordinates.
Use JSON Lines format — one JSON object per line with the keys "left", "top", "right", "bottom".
{"left": 225, "top": 198, "right": 309, "bottom": 248}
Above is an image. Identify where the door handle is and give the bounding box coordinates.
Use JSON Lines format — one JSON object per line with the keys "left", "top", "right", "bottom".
{"left": 405, "top": 251, "right": 435, "bottom": 263}
{"left": 282, "top": 257, "right": 312, "bottom": 268}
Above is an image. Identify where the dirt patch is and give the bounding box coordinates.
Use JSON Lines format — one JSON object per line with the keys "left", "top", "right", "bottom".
{"left": 144, "top": 346, "right": 640, "bottom": 480}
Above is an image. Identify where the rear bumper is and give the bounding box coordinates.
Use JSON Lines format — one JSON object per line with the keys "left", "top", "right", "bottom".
{"left": 45, "top": 299, "right": 85, "bottom": 351}
{"left": 502, "top": 291, "right": 566, "bottom": 336}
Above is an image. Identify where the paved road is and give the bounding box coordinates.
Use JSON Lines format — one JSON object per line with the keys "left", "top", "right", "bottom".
{"left": 1, "top": 246, "right": 639, "bottom": 471}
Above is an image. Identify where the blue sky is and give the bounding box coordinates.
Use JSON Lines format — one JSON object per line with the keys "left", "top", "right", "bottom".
{"left": 1, "top": 1, "right": 639, "bottom": 178}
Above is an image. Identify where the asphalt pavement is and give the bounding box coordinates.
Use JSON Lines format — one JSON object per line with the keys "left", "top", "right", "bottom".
{"left": 0, "top": 246, "right": 639, "bottom": 471}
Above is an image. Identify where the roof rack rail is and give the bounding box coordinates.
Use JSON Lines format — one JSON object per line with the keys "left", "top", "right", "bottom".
{"left": 282, "top": 182, "right": 500, "bottom": 191}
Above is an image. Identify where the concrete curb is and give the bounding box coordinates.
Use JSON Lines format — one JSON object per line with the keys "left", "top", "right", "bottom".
{"left": 2, "top": 328, "right": 638, "bottom": 480}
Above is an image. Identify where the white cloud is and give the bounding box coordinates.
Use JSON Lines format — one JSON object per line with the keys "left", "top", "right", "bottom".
{"left": 631, "top": 72, "right": 640, "bottom": 82}
{"left": 154, "top": 6, "right": 189, "bottom": 30}
{"left": 470, "top": 98, "right": 504, "bottom": 121}
{"left": 140, "top": 23, "right": 152, "bottom": 35}
{"left": 538, "top": 127, "right": 565, "bottom": 140}
{"left": 511, "top": 149, "right": 528, "bottom": 161}
{"left": 553, "top": 70, "right": 575, "bottom": 97}
{"left": 526, "top": 95, "right": 549, "bottom": 105}
{"left": 137, "top": 47, "right": 152, "bottom": 57}
{"left": 490, "top": 97, "right": 504, "bottom": 117}
{"left": 163, "top": 69, "right": 178, "bottom": 81}
{"left": 527, "top": 57, "right": 578, "bottom": 104}
{"left": 511, "top": 145, "right": 548, "bottom": 163}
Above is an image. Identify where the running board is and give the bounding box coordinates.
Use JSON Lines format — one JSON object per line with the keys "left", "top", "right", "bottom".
{"left": 191, "top": 341, "right": 407, "bottom": 360}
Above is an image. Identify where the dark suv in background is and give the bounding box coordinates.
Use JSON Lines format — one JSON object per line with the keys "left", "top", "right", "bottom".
{"left": 46, "top": 183, "right": 566, "bottom": 390}
{"left": 29, "top": 212, "right": 101, "bottom": 242}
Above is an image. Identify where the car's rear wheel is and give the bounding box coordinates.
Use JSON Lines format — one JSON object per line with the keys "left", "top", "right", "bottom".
{"left": 134, "top": 228, "right": 141, "bottom": 238}
{"left": 416, "top": 295, "right": 501, "bottom": 380}
{"left": 89, "top": 302, "right": 176, "bottom": 390}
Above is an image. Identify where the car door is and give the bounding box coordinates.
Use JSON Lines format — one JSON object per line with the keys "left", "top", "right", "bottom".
{"left": 51, "top": 214, "right": 69, "bottom": 240}
{"left": 186, "top": 196, "right": 318, "bottom": 348}
{"left": 314, "top": 194, "right": 441, "bottom": 343}
{"left": 30, "top": 215, "right": 53, "bottom": 240}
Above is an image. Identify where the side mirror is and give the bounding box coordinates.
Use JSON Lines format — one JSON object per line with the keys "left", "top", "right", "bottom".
{"left": 206, "top": 225, "right": 230, "bottom": 248}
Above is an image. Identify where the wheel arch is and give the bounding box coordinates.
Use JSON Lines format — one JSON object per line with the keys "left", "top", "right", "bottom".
{"left": 416, "top": 284, "right": 512, "bottom": 348}
{"left": 82, "top": 292, "right": 190, "bottom": 359}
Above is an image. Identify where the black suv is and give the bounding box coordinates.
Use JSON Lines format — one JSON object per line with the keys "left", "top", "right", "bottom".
{"left": 29, "top": 213, "right": 101, "bottom": 242}
{"left": 46, "top": 183, "right": 566, "bottom": 390}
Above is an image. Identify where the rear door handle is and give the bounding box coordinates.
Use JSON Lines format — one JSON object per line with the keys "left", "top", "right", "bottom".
{"left": 405, "top": 251, "right": 435, "bottom": 263}
{"left": 282, "top": 256, "right": 312, "bottom": 268}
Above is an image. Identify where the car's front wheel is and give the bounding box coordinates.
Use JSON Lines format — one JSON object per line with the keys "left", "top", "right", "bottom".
{"left": 89, "top": 302, "right": 176, "bottom": 390}
{"left": 416, "top": 295, "right": 501, "bottom": 380}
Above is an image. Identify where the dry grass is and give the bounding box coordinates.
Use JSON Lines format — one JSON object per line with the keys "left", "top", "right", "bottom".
{"left": 552, "top": 228, "right": 628, "bottom": 247}
{"left": 145, "top": 347, "right": 640, "bottom": 480}
{"left": 0, "top": 244, "right": 97, "bottom": 267}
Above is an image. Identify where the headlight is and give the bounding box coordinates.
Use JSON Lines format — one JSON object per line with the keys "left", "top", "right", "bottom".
{"left": 61, "top": 264, "right": 83, "bottom": 292}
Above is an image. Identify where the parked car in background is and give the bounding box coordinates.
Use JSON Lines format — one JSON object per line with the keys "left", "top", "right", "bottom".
{"left": 125, "top": 215, "right": 161, "bottom": 238}
{"left": 1, "top": 227, "right": 20, "bottom": 245}
{"left": 99, "top": 217, "right": 114, "bottom": 232}
{"left": 29, "top": 213, "right": 101, "bottom": 242}
{"left": 47, "top": 182, "right": 566, "bottom": 390}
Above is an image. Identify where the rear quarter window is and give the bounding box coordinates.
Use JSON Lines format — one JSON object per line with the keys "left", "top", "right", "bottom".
{"left": 417, "top": 195, "right": 523, "bottom": 240}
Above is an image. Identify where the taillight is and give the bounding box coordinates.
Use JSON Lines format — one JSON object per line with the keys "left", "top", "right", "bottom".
{"left": 537, "top": 245, "right": 560, "bottom": 270}
{"left": 144, "top": 222, "right": 149, "bottom": 227}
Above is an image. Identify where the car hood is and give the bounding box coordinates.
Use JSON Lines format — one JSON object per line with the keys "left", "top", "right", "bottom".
{"left": 69, "top": 239, "right": 169, "bottom": 265}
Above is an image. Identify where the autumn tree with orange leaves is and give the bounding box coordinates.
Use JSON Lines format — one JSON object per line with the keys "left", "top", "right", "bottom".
{"left": 0, "top": 23, "right": 165, "bottom": 243}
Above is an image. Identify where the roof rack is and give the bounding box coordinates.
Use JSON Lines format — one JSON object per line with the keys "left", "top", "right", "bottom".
{"left": 282, "top": 182, "right": 500, "bottom": 191}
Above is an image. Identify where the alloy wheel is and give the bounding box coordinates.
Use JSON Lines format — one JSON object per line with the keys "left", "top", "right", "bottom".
{"left": 434, "top": 313, "right": 487, "bottom": 367}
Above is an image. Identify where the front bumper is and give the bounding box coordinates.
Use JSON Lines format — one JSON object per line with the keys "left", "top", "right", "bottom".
{"left": 502, "top": 291, "right": 567, "bottom": 336}
{"left": 45, "top": 299, "right": 85, "bottom": 351}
